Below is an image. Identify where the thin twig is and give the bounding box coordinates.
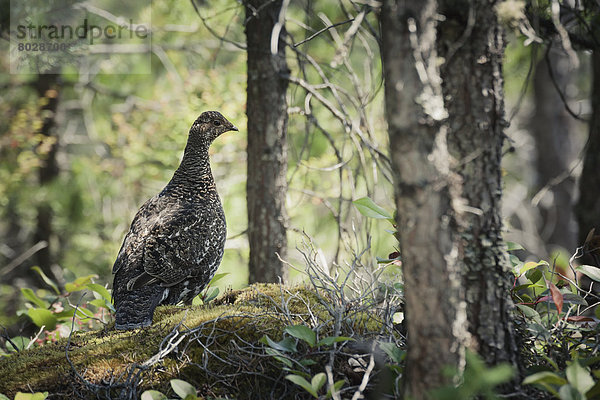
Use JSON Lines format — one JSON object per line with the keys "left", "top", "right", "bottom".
{"left": 0, "top": 241, "right": 48, "bottom": 276}
{"left": 544, "top": 43, "right": 587, "bottom": 122}
{"left": 293, "top": 19, "right": 355, "bottom": 47}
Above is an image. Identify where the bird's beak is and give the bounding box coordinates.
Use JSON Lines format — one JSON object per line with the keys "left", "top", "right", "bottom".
{"left": 230, "top": 125, "right": 239, "bottom": 132}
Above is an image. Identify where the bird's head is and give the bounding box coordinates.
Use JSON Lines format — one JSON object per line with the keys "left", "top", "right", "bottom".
{"left": 189, "top": 111, "right": 238, "bottom": 144}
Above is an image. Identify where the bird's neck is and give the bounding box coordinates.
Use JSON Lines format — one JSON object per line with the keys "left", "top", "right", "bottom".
{"left": 169, "top": 142, "right": 215, "bottom": 191}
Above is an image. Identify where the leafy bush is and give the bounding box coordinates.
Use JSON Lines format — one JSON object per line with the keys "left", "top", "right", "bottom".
{"left": 511, "top": 242, "right": 600, "bottom": 399}
{"left": 1, "top": 269, "right": 227, "bottom": 355}
{"left": 1, "top": 268, "right": 113, "bottom": 355}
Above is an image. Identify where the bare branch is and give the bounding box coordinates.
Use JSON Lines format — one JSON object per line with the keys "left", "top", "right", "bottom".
{"left": 0, "top": 241, "right": 48, "bottom": 277}
{"left": 544, "top": 43, "right": 588, "bottom": 122}
{"left": 293, "top": 19, "right": 356, "bottom": 48}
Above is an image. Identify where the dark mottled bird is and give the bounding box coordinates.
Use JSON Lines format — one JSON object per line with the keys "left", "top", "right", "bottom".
{"left": 111, "top": 111, "right": 238, "bottom": 330}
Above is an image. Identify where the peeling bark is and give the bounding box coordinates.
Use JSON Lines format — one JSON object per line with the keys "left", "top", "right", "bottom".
{"left": 244, "top": 0, "right": 289, "bottom": 283}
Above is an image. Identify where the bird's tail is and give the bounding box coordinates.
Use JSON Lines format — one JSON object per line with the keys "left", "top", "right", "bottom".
{"left": 114, "top": 285, "right": 167, "bottom": 330}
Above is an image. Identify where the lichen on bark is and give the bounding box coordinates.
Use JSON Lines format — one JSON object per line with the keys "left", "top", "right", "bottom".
{"left": 437, "top": 0, "right": 520, "bottom": 376}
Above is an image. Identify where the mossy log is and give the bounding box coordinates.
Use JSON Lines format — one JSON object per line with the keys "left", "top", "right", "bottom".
{"left": 0, "top": 284, "right": 385, "bottom": 399}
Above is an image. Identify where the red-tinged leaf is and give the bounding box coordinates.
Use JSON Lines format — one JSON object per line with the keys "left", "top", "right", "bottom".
{"left": 566, "top": 316, "right": 595, "bottom": 322}
{"left": 536, "top": 295, "right": 551, "bottom": 303}
{"left": 388, "top": 252, "right": 400, "bottom": 259}
{"left": 549, "top": 282, "right": 563, "bottom": 314}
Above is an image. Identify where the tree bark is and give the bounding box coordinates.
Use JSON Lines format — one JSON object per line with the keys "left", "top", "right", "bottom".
{"left": 531, "top": 49, "right": 576, "bottom": 252}
{"left": 381, "top": 1, "right": 468, "bottom": 397}
{"left": 244, "top": 0, "right": 289, "bottom": 283}
{"left": 576, "top": 51, "right": 600, "bottom": 245}
{"left": 437, "top": 0, "right": 519, "bottom": 374}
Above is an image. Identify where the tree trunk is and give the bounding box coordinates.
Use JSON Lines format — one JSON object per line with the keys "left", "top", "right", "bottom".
{"left": 576, "top": 51, "right": 600, "bottom": 245}
{"left": 438, "top": 0, "right": 519, "bottom": 375}
{"left": 33, "top": 73, "right": 61, "bottom": 286}
{"left": 381, "top": 1, "right": 468, "bottom": 397}
{"left": 244, "top": 0, "right": 289, "bottom": 283}
{"left": 531, "top": 49, "right": 576, "bottom": 252}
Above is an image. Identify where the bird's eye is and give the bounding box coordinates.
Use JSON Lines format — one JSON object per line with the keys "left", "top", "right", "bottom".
{"left": 213, "top": 120, "right": 221, "bottom": 126}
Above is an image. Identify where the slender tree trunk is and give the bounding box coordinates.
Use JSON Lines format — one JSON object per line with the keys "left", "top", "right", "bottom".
{"left": 381, "top": 1, "right": 468, "bottom": 397}
{"left": 33, "top": 73, "right": 60, "bottom": 285}
{"left": 244, "top": 0, "right": 289, "bottom": 283}
{"left": 531, "top": 49, "right": 576, "bottom": 251}
{"left": 576, "top": 51, "right": 600, "bottom": 245}
{"left": 437, "top": 0, "right": 519, "bottom": 376}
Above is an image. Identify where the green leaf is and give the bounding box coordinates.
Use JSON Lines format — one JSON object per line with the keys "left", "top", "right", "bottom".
{"left": 286, "top": 374, "right": 318, "bottom": 398}
{"left": 353, "top": 197, "right": 393, "bottom": 220}
{"left": 74, "top": 306, "right": 95, "bottom": 320}
{"left": 520, "top": 261, "right": 548, "bottom": 276}
{"left": 326, "top": 380, "right": 345, "bottom": 398}
{"left": 514, "top": 283, "right": 546, "bottom": 293}
{"left": 299, "top": 358, "right": 317, "bottom": 367}
{"left": 585, "top": 380, "right": 600, "bottom": 400}
{"left": 260, "top": 335, "right": 297, "bottom": 353}
{"left": 140, "top": 390, "right": 167, "bottom": 400}
{"left": 516, "top": 304, "right": 542, "bottom": 324}
{"left": 506, "top": 241, "right": 524, "bottom": 251}
{"left": 523, "top": 371, "right": 567, "bottom": 386}
{"left": 283, "top": 368, "right": 311, "bottom": 379}
{"left": 311, "top": 372, "right": 326, "bottom": 392}
{"left": 527, "top": 269, "right": 543, "bottom": 284}
{"left": 541, "top": 354, "right": 559, "bottom": 371}
{"left": 265, "top": 348, "right": 293, "bottom": 368}
{"left": 558, "top": 384, "right": 582, "bottom": 400}
{"left": 15, "top": 393, "right": 48, "bottom": 400}
{"left": 203, "top": 287, "right": 220, "bottom": 303}
{"left": 6, "top": 336, "right": 30, "bottom": 352}
{"left": 192, "top": 293, "right": 203, "bottom": 306}
{"left": 31, "top": 266, "right": 60, "bottom": 295}
{"left": 317, "top": 336, "right": 354, "bottom": 347}
{"left": 208, "top": 273, "right": 229, "bottom": 285}
{"left": 527, "top": 323, "right": 551, "bottom": 340}
{"left": 27, "top": 308, "right": 57, "bottom": 330}
{"left": 0, "top": 394, "right": 9, "bottom": 400}
{"left": 21, "top": 288, "right": 49, "bottom": 309}
{"left": 562, "top": 293, "right": 587, "bottom": 306}
{"left": 566, "top": 362, "right": 594, "bottom": 395}
{"left": 65, "top": 274, "right": 98, "bottom": 292}
{"left": 509, "top": 254, "right": 522, "bottom": 267}
{"left": 89, "top": 298, "right": 115, "bottom": 312}
{"left": 379, "top": 341, "right": 404, "bottom": 364}
{"left": 576, "top": 265, "right": 600, "bottom": 282}
{"left": 54, "top": 309, "right": 75, "bottom": 320}
{"left": 480, "top": 364, "right": 515, "bottom": 387}
{"left": 87, "top": 283, "right": 115, "bottom": 311}
{"left": 595, "top": 306, "right": 600, "bottom": 321}
{"left": 86, "top": 283, "right": 111, "bottom": 303}
{"left": 285, "top": 325, "right": 316, "bottom": 347}
{"left": 170, "top": 379, "right": 196, "bottom": 399}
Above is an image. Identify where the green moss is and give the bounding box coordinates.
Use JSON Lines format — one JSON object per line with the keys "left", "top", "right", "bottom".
{"left": 0, "top": 284, "right": 388, "bottom": 399}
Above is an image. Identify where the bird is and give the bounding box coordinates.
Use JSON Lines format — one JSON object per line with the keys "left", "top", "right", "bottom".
{"left": 111, "top": 111, "right": 238, "bottom": 330}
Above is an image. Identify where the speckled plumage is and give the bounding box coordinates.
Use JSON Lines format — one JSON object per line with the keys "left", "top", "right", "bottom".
{"left": 112, "top": 111, "right": 238, "bottom": 330}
